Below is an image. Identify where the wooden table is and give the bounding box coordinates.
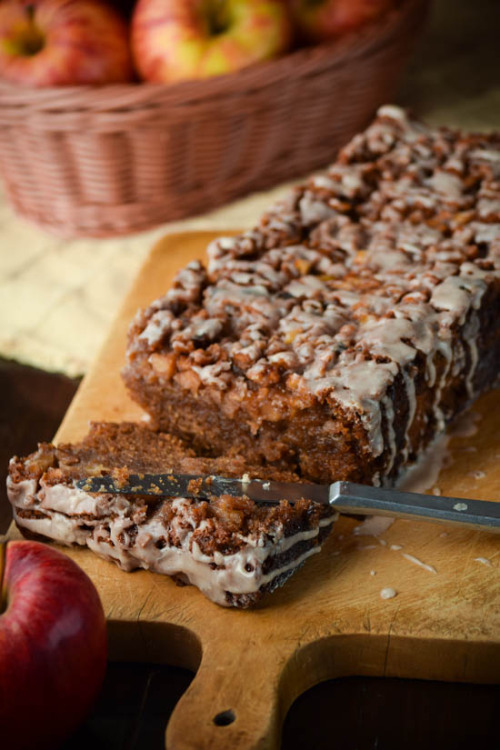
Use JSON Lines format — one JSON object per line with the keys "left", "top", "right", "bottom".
{"left": 1, "top": 356, "right": 498, "bottom": 749}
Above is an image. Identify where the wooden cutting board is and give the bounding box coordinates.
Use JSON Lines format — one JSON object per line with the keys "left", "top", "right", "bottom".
{"left": 25, "top": 233, "right": 500, "bottom": 749}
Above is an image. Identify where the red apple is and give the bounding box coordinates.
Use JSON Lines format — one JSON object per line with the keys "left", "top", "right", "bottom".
{"left": 0, "top": 540, "right": 107, "bottom": 750}
{"left": 131, "top": 0, "right": 292, "bottom": 84}
{"left": 289, "top": 0, "right": 396, "bottom": 43}
{"left": 0, "top": 0, "right": 134, "bottom": 86}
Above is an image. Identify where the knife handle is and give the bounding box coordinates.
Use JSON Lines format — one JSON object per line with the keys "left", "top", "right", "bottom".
{"left": 330, "top": 482, "right": 500, "bottom": 533}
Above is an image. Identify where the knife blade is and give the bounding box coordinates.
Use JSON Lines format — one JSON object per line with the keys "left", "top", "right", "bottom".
{"left": 76, "top": 474, "right": 500, "bottom": 534}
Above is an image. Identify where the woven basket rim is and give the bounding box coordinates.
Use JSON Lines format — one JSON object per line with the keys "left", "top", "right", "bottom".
{"left": 0, "top": 0, "right": 427, "bottom": 112}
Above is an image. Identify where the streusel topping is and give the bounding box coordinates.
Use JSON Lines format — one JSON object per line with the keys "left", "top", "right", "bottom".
{"left": 127, "top": 106, "right": 499, "bottom": 462}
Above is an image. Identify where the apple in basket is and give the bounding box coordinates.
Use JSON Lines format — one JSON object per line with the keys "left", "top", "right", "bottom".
{"left": 0, "top": 0, "right": 134, "bottom": 86}
{"left": 0, "top": 540, "right": 107, "bottom": 750}
{"left": 289, "top": 0, "right": 396, "bottom": 43}
{"left": 132, "top": 0, "right": 292, "bottom": 83}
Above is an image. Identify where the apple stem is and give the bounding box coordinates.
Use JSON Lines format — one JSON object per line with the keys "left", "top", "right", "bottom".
{"left": 15, "top": 4, "right": 45, "bottom": 57}
{"left": 0, "top": 540, "right": 7, "bottom": 615}
{"left": 205, "top": 0, "right": 230, "bottom": 36}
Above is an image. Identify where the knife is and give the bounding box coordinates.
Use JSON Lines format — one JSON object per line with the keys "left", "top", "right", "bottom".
{"left": 76, "top": 474, "right": 500, "bottom": 534}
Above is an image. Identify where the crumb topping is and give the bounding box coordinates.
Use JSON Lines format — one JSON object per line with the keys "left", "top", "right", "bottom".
{"left": 126, "top": 106, "right": 499, "bottom": 461}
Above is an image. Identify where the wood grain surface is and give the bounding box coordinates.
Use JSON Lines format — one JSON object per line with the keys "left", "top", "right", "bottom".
{"left": 16, "top": 232, "right": 500, "bottom": 750}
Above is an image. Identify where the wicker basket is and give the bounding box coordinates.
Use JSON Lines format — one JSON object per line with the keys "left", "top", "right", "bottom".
{"left": 0, "top": 0, "right": 428, "bottom": 238}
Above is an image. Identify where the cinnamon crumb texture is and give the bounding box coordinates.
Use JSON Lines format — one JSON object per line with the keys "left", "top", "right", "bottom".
{"left": 123, "top": 106, "right": 500, "bottom": 485}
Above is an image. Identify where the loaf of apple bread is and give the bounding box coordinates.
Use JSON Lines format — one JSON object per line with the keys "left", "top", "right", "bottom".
{"left": 123, "top": 106, "right": 500, "bottom": 486}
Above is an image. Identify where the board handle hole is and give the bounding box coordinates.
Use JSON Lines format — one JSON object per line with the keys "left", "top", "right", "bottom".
{"left": 213, "top": 709, "right": 236, "bottom": 726}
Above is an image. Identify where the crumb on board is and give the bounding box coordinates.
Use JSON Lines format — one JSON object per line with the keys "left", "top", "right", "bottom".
{"left": 188, "top": 478, "right": 203, "bottom": 495}
{"left": 467, "top": 470, "right": 486, "bottom": 480}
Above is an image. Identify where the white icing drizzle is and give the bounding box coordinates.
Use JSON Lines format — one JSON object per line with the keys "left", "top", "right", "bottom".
{"left": 401, "top": 368, "right": 417, "bottom": 461}
{"left": 311, "top": 358, "right": 399, "bottom": 458}
{"left": 139, "top": 310, "right": 176, "bottom": 346}
{"left": 431, "top": 338, "right": 454, "bottom": 433}
{"left": 382, "top": 395, "right": 397, "bottom": 474}
{"left": 431, "top": 275, "right": 487, "bottom": 322}
{"left": 6, "top": 476, "right": 38, "bottom": 508}
{"left": 401, "top": 553, "right": 437, "bottom": 574}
